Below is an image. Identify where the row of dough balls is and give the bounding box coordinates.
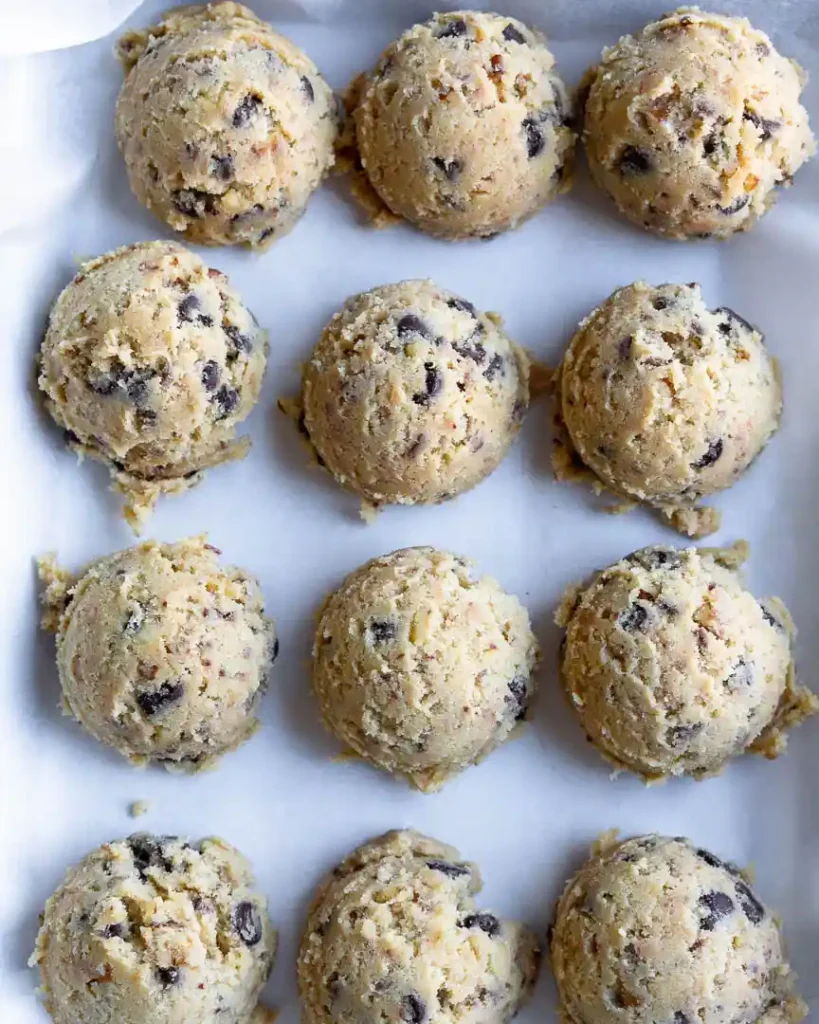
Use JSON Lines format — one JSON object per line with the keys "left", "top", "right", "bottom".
{"left": 31, "top": 827, "right": 806, "bottom": 1024}
{"left": 114, "top": 4, "right": 815, "bottom": 245}
{"left": 39, "top": 240, "right": 783, "bottom": 536}
{"left": 38, "top": 536, "right": 817, "bottom": 786}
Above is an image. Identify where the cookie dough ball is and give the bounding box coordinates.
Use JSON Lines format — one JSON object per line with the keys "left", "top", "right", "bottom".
{"left": 299, "top": 829, "right": 539, "bottom": 1024}
{"left": 551, "top": 834, "right": 806, "bottom": 1024}
{"left": 31, "top": 833, "right": 276, "bottom": 1024}
{"left": 38, "top": 241, "right": 267, "bottom": 527}
{"left": 116, "top": 2, "right": 338, "bottom": 248}
{"left": 582, "top": 8, "right": 815, "bottom": 239}
{"left": 351, "top": 11, "right": 574, "bottom": 238}
{"left": 556, "top": 544, "right": 817, "bottom": 780}
{"left": 39, "top": 537, "right": 278, "bottom": 771}
{"left": 302, "top": 280, "right": 529, "bottom": 508}
{"left": 556, "top": 282, "right": 781, "bottom": 537}
{"left": 313, "top": 547, "right": 539, "bottom": 791}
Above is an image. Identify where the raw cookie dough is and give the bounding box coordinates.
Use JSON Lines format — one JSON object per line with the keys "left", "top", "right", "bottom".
{"left": 556, "top": 543, "right": 818, "bottom": 780}
{"left": 554, "top": 281, "right": 781, "bottom": 537}
{"left": 349, "top": 10, "right": 575, "bottom": 238}
{"left": 39, "top": 536, "right": 278, "bottom": 771}
{"left": 302, "top": 280, "right": 529, "bottom": 509}
{"left": 116, "top": 2, "right": 338, "bottom": 248}
{"left": 31, "top": 833, "right": 276, "bottom": 1024}
{"left": 551, "top": 833, "right": 806, "bottom": 1024}
{"left": 38, "top": 240, "right": 267, "bottom": 528}
{"left": 582, "top": 7, "right": 815, "bottom": 239}
{"left": 312, "top": 547, "right": 539, "bottom": 791}
{"left": 298, "top": 829, "right": 540, "bottom": 1024}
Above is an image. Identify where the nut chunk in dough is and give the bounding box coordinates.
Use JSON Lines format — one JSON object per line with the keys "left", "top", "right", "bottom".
{"left": 313, "top": 547, "right": 539, "bottom": 791}
{"left": 39, "top": 537, "right": 278, "bottom": 771}
{"left": 298, "top": 830, "right": 540, "bottom": 1024}
{"left": 554, "top": 281, "right": 781, "bottom": 537}
{"left": 551, "top": 834, "right": 806, "bottom": 1024}
{"left": 350, "top": 10, "right": 575, "bottom": 238}
{"left": 38, "top": 241, "right": 267, "bottom": 528}
{"left": 582, "top": 7, "right": 815, "bottom": 239}
{"left": 556, "top": 543, "right": 817, "bottom": 780}
{"left": 116, "top": 2, "right": 338, "bottom": 248}
{"left": 302, "top": 280, "right": 529, "bottom": 509}
{"left": 31, "top": 833, "right": 276, "bottom": 1024}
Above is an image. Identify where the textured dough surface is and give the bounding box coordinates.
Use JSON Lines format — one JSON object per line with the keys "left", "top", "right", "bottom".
{"left": 551, "top": 833, "right": 806, "bottom": 1024}
{"left": 556, "top": 544, "right": 817, "bottom": 780}
{"left": 38, "top": 240, "right": 267, "bottom": 528}
{"left": 116, "top": 2, "right": 338, "bottom": 248}
{"left": 313, "top": 547, "right": 539, "bottom": 791}
{"left": 555, "top": 281, "right": 781, "bottom": 537}
{"left": 351, "top": 10, "right": 575, "bottom": 238}
{"left": 39, "top": 536, "right": 277, "bottom": 771}
{"left": 31, "top": 833, "right": 276, "bottom": 1024}
{"left": 298, "top": 829, "right": 539, "bottom": 1024}
{"left": 302, "top": 280, "right": 529, "bottom": 508}
{"left": 582, "top": 7, "right": 815, "bottom": 239}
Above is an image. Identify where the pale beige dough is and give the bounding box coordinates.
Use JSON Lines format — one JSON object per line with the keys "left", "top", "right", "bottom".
{"left": 302, "top": 280, "right": 529, "bottom": 509}
{"left": 31, "top": 833, "right": 276, "bottom": 1024}
{"left": 298, "top": 830, "right": 540, "bottom": 1024}
{"left": 39, "top": 536, "right": 278, "bottom": 771}
{"left": 551, "top": 833, "right": 806, "bottom": 1024}
{"left": 116, "top": 2, "right": 338, "bottom": 248}
{"left": 554, "top": 281, "right": 781, "bottom": 537}
{"left": 582, "top": 7, "right": 815, "bottom": 239}
{"left": 350, "top": 10, "right": 575, "bottom": 238}
{"left": 38, "top": 240, "right": 267, "bottom": 528}
{"left": 312, "top": 547, "right": 539, "bottom": 792}
{"left": 556, "top": 543, "right": 818, "bottom": 780}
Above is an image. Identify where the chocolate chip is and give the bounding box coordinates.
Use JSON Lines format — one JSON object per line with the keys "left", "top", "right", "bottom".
{"left": 212, "top": 385, "right": 239, "bottom": 419}
{"left": 432, "top": 157, "right": 463, "bottom": 181}
{"left": 760, "top": 605, "right": 782, "bottom": 630}
{"left": 412, "top": 363, "right": 442, "bottom": 405}
{"left": 156, "top": 966, "right": 180, "bottom": 988}
{"left": 397, "top": 314, "right": 433, "bottom": 340}
{"left": 674, "top": 1014, "right": 690, "bottom": 1024}
{"left": 102, "top": 923, "right": 125, "bottom": 938}
{"left": 426, "top": 860, "right": 470, "bottom": 878}
{"left": 436, "top": 18, "right": 467, "bottom": 38}
{"left": 506, "top": 675, "right": 528, "bottom": 721}
{"left": 618, "top": 336, "right": 633, "bottom": 359}
{"left": 233, "top": 901, "right": 263, "bottom": 946}
{"left": 703, "top": 130, "right": 720, "bottom": 156}
{"left": 172, "top": 188, "right": 216, "bottom": 219}
{"left": 233, "top": 93, "right": 262, "bottom": 127}
{"left": 618, "top": 146, "right": 652, "bottom": 173}
{"left": 699, "top": 891, "right": 735, "bottom": 932}
{"left": 743, "top": 109, "right": 780, "bottom": 142}
{"left": 301, "top": 75, "right": 314, "bottom": 102}
{"left": 369, "top": 619, "right": 397, "bottom": 644}
{"left": 124, "top": 606, "right": 145, "bottom": 633}
{"left": 715, "top": 307, "right": 755, "bottom": 335}
{"left": 136, "top": 681, "right": 185, "bottom": 717}
{"left": 502, "top": 23, "right": 526, "bottom": 43}
{"left": 89, "top": 364, "right": 155, "bottom": 405}
{"left": 210, "top": 154, "right": 234, "bottom": 181}
{"left": 452, "top": 336, "right": 487, "bottom": 364}
{"left": 666, "top": 722, "right": 703, "bottom": 747}
{"left": 717, "top": 194, "right": 750, "bottom": 215}
{"left": 523, "top": 116, "right": 545, "bottom": 158}
{"left": 461, "top": 913, "right": 500, "bottom": 937}
{"left": 178, "top": 294, "right": 202, "bottom": 324}
{"left": 223, "top": 323, "right": 253, "bottom": 354}
{"left": 619, "top": 603, "right": 648, "bottom": 632}
{"left": 691, "top": 438, "right": 723, "bottom": 469}
{"left": 735, "top": 880, "right": 765, "bottom": 924}
{"left": 756, "top": 42, "right": 771, "bottom": 57}
{"left": 271, "top": 637, "right": 280, "bottom": 663}
{"left": 483, "top": 354, "right": 503, "bottom": 380}
{"left": 625, "top": 548, "right": 683, "bottom": 572}
{"left": 652, "top": 297, "right": 671, "bottom": 311}
{"left": 724, "top": 657, "right": 753, "bottom": 690}
{"left": 201, "top": 360, "right": 220, "bottom": 391}
{"left": 446, "top": 297, "right": 476, "bottom": 317}
{"left": 127, "top": 835, "right": 174, "bottom": 879}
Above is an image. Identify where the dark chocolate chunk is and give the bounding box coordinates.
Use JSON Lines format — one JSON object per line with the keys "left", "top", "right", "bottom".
{"left": 233, "top": 901, "right": 263, "bottom": 946}
{"left": 735, "top": 879, "right": 765, "bottom": 924}
{"left": 452, "top": 336, "right": 487, "bottom": 364}
{"left": 369, "top": 619, "right": 397, "bottom": 644}
{"left": 233, "top": 93, "right": 263, "bottom": 128}
{"left": 618, "top": 336, "right": 633, "bottom": 360}
{"left": 271, "top": 637, "right": 280, "bottom": 663}
{"left": 127, "top": 835, "right": 174, "bottom": 879}
{"left": 698, "top": 890, "right": 734, "bottom": 930}
{"left": 714, "top": 307, "right": 755, "bottom": 336}
{"left": 210, "top": 154, "right": 234, "bottom": 181}
{"left": 223, "top": 323, "right": 253, "bottom": 354}
{"left": 717, "top": 194, "right": 750, "bottom": 215}
{"left": 652, "top": 297, "right": 670, "bottom": 311}
{"left": 674, "top": 1014, "right": 690, "bottom": 1024}
{"left": 432, "top": 157, "right": 463, "bottom": 181}
{"left": 703, "top": 130, "right": 719, "bottom": 156}
{"left": 502, "top": 23, "right": 526, "bottom": 43}
{"left": 696, "top": 848, "right": 726, "bottom": 870}
{"left": 691, "top": 438, "right": 723, "bottom": 469}
{"left": 623, "top": 547, "right": 681, "bottom": 572}
{"left": 178, "top": 294, "right": 202, "bottom": 324}
{"left": 523, "top": 116, "right": 546, "bottom": 158}
{"left": 666, "top": 722, "right": 704, "bottom": 747}
{"left": 212, "top": 385, "right": 239, "bottom": 419}
{"left": 301, "top": 75, "right": 315, "bottom": 102}
{"left": 483, "top": 353, "right": 504, "bottom": 380}
{"left": 618, "top": 146, "right": 652, "bottom": 173}
{"left": 136, "top": 681, "right": 185, "bottom": 717}
{"left": 436, "top": 18, "right": 467, "bottom": 39}
{"left": 724, "top": 657, "right": 753, "bottom": 690}
{"left": 619, "top": 603, "right": 648, "bottom": 632}
{"left": 461, "top": 912, "right": 500, "bottom": 937}
{"left": 102, "top": 923, "right": 125, "bottom": 939}
{"left": 124, "top": 606, "right": 145, "bottom": 634}
{"left": 172, "top": 188, "right": 216, "bottom": 219}
{"left": 397, "top": 314, "right": 432, "bottom": 340}
{"left": 412, "top": 363, "right": 443, "bottom": 405}
{"left": 426, "top": 860, "right": 470, "bottom": 878}
{"left": 760, "top": 605, "right": 781, "bottom": 630}
{"left": 201, "top": 360, "right": 221, "bottom": 391}
{"left": 155, "top": 966, "right": 180, "bottom": 988}
{"left": 506, "top": 675, "right": 529, "bottom": 721}
{"left": 743, "top": 109, "right": 780, "bottom": 142}
{"left": 446, "top": 297, "right": 477, "bottom": 317}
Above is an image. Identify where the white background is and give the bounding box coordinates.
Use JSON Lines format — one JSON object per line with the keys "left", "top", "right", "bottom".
{"left": 1, "top": 0, "right": 818, "bottom": 1020}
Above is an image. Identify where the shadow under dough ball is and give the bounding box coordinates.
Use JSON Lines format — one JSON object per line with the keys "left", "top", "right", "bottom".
{"left": 581, "top": 7, "right": 815, "bottom": 239}
{"left": 302, "top": 280, "right": 529, "bottom": 509}
{"left": 312, "top": 547, "right": 539, "bottom": 792}
{"left": 350, "top": 10, "right": 575, "bottom": 238}
{"left": 550, "top": 834, "right": 806, "bottom": 1024}
{"left": 38, "top": 240, "right": 267, "bottom": 529}
{"left": 31, "top": 833, "right": 276, "bottom": 1024}
{"left": 116, "top": 2, "right": 338, "bottom": 248}
{"left": 298, "top": 830, "right": 540, "bottom": 1024}
{"left": 554, "top": 281, "right": 781, "bottom": 537}
{"left": 38, "top": 537, "right": 278, "bottom": 771}
{"left": 556, "top": 543, "right": 817, "bottom": 781}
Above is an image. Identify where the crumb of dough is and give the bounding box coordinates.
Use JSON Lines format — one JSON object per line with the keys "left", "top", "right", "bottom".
{"left": 128, "top": 800, "right": 150, "bottom": 818}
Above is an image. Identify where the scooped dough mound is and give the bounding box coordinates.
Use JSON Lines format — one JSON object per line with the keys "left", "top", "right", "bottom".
{"left": 298, "top": 829, "right": 540, "bottom": 1024}
{"left": 555, "top": 281, "right": 781, "bottom": 537}
{"left": 39, "top": 536, "right": 277, "bottom": 771}
{"left": 31, "top": 833, "right": 276, "bottom": 1024}
{"left": 582, "top": 7, "right": 815, "bottom": 239}
{"left": 556, "top": 543, "right": 817, "bottom": 780}
{"left": 116, "top": 2, "right": 338, "bottom": 248}
{"left": 312, "top": 547, "right": 539, "bottom": 791}
{"left": 302, "top": 280, "right": 529, "bottom": 508}
{"left": 351, "top": 10, "right": 575, "bottom": 238}
{"left": 551, "top": 833, "right": 806, "bottom": 1024}
{"left": 38, "top": 240, "right": 267, "bottom": 528}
